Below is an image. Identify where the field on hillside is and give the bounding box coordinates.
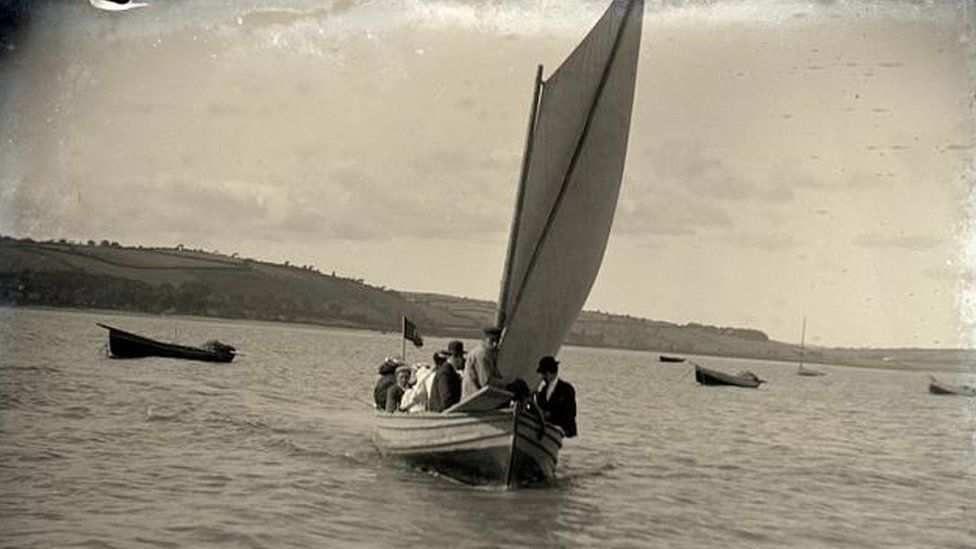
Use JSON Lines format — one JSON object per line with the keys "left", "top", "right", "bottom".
{"left": 3, "top": 238, "right": 974, "bottom": 371}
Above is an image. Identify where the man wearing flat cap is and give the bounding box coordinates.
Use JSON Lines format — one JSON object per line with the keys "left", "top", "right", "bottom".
{"left": 534, "top": 355, "right": 577, "bottom": 438}
{"left": 461, "top": 327, "right": 506, "bottom": 399}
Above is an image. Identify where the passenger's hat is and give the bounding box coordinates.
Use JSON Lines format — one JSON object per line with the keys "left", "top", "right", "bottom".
{"left": 536, "top": 355, "right": 560, "bottom": 374}
{"left": 378, "top": 356, "right": 404, "bottom": 375}
{"left": 447, "top": 340, "right": 466, "bottom": 355}
{"left": 394, "top": 364, "right": 412, "bottom": 377}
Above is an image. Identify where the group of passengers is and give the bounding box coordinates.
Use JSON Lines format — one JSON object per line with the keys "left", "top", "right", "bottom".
{"left": 373, "top": 340, "right": 467, "bottom": 414}
{"left": 372, "top": 327, "right": 577, "bottom": 438}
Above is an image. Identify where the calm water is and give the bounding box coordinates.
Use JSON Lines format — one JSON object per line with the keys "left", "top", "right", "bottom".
{"left": 1, "top": 307, "right": 974, "bottom": 548}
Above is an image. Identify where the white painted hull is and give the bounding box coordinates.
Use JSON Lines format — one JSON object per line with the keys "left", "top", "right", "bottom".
{"left": 374, "top": 408, "right": 563, "bottom": 486}
{"left": 797, "top": 365, "right": 826, "bottom": 377}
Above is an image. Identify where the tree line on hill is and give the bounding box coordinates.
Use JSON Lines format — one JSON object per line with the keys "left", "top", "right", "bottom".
{"left": 0, "top": 270, "right": 381, "bottom": 327}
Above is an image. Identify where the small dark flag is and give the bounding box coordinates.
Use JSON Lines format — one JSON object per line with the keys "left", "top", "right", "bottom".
{"left": 402, "top": 316, "right": 423, "bottom": 348}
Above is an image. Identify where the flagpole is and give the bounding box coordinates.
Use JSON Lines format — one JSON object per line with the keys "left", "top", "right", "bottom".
{"left": 401, "top": 316, "right": 406, "bottom": 363}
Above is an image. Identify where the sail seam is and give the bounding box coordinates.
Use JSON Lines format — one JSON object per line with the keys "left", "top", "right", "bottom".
{"left": 504, "top": 0, "right": 638, "bottom": 329}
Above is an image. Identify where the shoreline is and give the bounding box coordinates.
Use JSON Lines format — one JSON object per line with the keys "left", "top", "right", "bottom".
{"left": 3, "top": 304, "right": 971, "bottom": 374}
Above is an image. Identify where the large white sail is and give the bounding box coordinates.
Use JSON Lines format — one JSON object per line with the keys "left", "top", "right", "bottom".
{"left": 496, "top": 0, "right": 643, "bottom": 381}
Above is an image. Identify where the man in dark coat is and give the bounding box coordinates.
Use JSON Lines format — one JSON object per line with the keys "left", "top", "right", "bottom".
{"left": 533, "top": 355, "right": 577, "bottom": 438}
{"left": 428, "top": 350, "right": 462, "bottom": 412}
{"left": 445, "top": 340, "right": 465, "bottom": 373}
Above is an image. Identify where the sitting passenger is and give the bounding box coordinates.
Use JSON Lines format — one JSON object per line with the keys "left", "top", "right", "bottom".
{"left": 400, "top": 359, "right": 438, "bottom": 413}
{"left": 385, "top": 365, "right": 413, "bottom": 413}
{"left": 428, "top": 350, "right": 462, "bottom": 412}
{"left": 445, "top": 340, "right": 466, "bottom": 373}
{"left": 374, "top": 357, "right": 404, "bottom": 410}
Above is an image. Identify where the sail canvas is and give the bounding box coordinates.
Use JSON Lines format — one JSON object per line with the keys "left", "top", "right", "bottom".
{"left": 497, "top": 0, "right": 644, "bottom": 381}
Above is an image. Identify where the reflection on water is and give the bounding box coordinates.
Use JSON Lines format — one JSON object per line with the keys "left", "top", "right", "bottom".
{"left": 1, "top": 307, "right": 974, "bottom": 548}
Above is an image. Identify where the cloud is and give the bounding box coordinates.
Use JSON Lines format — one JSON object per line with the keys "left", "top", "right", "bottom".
{"left": 644, "top": 0, "right": 963, "bottom": 26}
{"left": 717, "top": 232, "right": 796, "bottom": 250}
{"left": 853, "top": 233, "right": 942, "bottom": 251}
{"left": 5, "top": 139, "right": 521, "bottom": 245}
{"left": 923, "top": 264, "right": 975, "bottom": 284}
{"left": 615, "top": 183, "right": 733, "bottom": 236}
{"left": 637, "top": 141, "right": 794, "bottom": 203}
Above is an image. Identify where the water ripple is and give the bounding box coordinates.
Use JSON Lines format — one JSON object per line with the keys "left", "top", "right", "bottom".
{"left": 0, "top": 308, "right": 973, "bottom": 548}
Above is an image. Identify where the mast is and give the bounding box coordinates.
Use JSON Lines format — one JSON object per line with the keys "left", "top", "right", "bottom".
{"left": 799, "top": 317, "right": 806, "bottom": 369}
{"left": 495, "top": 64, "right": 544, "bottom": 330}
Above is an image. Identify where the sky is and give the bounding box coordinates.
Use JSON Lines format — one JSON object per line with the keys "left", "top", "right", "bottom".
{"left": 0, "top": 0, "right": 974, "bottom": 349}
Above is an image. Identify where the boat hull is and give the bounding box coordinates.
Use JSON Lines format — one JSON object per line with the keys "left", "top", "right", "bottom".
{"left": 659, "top": 355, "right": 685, "bottom": 363}
{"left": 929, "top": 380, "right": 976, "bottom": 396}
{"left": 98, "top": 324, "right": 235, "bottom": 363}
{"left": 694, "top": 365, "right": 763, "bottom": 388}
{"left": 374, "top": 408, "right": 563, "bottom": 486}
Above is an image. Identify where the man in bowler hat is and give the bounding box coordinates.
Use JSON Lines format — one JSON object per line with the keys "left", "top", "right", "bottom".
{"left": 534, "top": 355, "right": 577, "bottom": 438}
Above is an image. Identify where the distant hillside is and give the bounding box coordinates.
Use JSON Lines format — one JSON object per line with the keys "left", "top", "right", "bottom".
{"left": 401, "top": 292, "right": 798, "bottom": 361}
{"left": 2, "top": 236, "right": 974, "bottom": 371}
{"left": 0, "top": 237, "right": 425, "bottom": 331}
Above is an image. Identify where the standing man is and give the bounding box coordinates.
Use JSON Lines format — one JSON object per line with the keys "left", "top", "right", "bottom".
{"left": 534, "top": 356, "right": 577, "bottom": 438}
{"left": 461, "top": 327, "right": 505, "bottom": 399}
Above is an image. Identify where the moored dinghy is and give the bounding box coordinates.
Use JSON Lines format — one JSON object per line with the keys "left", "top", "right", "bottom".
{"left": 693, "top": 363, "right": 764, "bottom": 388}
{"left": 373, "top": 0, "right": 645, "bottom": 487}
{"left": 98, "top": 323, "right": 236, "bottom": 363}
{"left": 928, "top": 375, "right": 976, "bottom": 397}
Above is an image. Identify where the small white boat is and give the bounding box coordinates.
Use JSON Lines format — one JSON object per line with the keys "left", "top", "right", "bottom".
{"left": 375, "top": 388, "right": 563, "bottom": 486}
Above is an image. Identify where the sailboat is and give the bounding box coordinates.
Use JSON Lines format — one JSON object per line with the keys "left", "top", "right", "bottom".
{"left": 796, "top": 317, "right": 826, "bottom": 377}
{"left": 374, "top": 0, "right": 644, "bottom": 487}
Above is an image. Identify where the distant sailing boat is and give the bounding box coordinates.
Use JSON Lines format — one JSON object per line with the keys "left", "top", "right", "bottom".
{"left": 796, "top": 318, "right": 826, "bottom": 377}
{"left": 374, "top": 0, "right": 644, "bottom": 486}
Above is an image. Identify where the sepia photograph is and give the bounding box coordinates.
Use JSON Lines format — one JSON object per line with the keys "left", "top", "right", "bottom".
{"left": 1, "top": 0, "right": 974, "bottom": 547}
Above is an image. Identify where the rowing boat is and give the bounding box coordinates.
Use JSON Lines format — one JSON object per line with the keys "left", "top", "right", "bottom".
{"left": 928, "top": 375, "right": 976, "bottom": 396}
{"left": 97, "top": 323, "right": 236, "bottom": 363}
{"left": 694, "top": 364, "right": 764, "bottom": 388}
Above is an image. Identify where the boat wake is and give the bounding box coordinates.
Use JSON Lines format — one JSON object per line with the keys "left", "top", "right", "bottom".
{"left": 553, "top": 460, "right": 617, "bottom": 485}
